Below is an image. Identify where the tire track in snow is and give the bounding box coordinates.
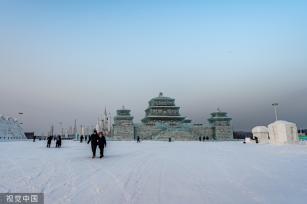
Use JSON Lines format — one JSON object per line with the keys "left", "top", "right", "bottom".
{"left": 124, "top": 152, "right": 156, "bottom": 204}
{"left": 100, "top": 152, "right": 156, "bottom": 204}
{"left": 52, "top": 159, "right": 76, "bottom": 204}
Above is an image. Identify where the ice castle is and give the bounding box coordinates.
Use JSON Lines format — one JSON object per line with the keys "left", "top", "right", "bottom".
{"left": 112, "top": 93, "right": 233, "bottom": 141}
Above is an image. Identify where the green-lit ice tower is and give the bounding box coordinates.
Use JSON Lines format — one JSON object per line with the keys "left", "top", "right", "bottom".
{"left": 208, "top": 109, "right": 233, "bottom": 140}
{"left": 112, "top": 106, "right": 134, "bottom": 140}
{"left": 141, "top": 92, "right": 186, "bottom": 125}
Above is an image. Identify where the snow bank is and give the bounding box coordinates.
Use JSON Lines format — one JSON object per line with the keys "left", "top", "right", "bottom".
{"left": 0, "top": 141, "right": 307, "bottom": 204}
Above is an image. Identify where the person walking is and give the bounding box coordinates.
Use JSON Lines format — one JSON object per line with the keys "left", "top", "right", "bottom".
{"left": 88, "top": 130, "right": 99, "bottom": 158}
{"left": 98, "top": 132, "right": 107, "bottom": 158}
{"left": 56, "top": 135, "right": 62, "bottom": 148}
{"left": 80, "top": 135, "right": 84, "bottom": 143}
{"left": 137, "top": 136, "right": 140, "bottom": 143}
{"left": 47, "top": 136, "right": 52, "bottom": 148}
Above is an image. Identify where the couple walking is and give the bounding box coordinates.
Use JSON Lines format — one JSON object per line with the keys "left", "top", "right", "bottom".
{"left": 88, "top": 130, "right": 106, "bottom": 158}
{"left": 46, "top": 135, "right": 62, "bottom": 148}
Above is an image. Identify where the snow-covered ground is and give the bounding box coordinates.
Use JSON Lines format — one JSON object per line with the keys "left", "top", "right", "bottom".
{"left": 1, "top": 140, "right": 307, "bottom": 204}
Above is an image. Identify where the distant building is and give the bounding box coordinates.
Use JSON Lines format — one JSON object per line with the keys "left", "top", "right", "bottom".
{"left": 233, "top": 131, "right": 252, "bottom": 139}
{"left": 298, "top": 129, "right": 307, "bottom": 141}
{"left": 24, "top": 132, "right": 35, "bottom": 139}
{"left": 298, "top": 129, "right": 307, "bottom": 135}
{"left": 112, "top": 93, "right": 234, "bottom": 141}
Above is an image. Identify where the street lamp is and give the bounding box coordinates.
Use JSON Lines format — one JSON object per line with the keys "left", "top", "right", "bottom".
{"left": 18, "top": 112, "right": 23, "bottom": 125}
{"left": 59, "top": 122, "right": 63, "bottom": 137}
{"left": 272, "top": 103, "right": 279, "bottom": 121}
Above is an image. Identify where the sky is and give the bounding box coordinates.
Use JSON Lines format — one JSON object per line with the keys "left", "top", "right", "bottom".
{"left": 0, "top": 0, "right": 306, "bottom": 134}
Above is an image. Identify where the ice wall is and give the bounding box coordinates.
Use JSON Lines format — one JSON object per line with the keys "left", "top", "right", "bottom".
{"left": 0, "top": 115, "right": 26, "bottom": 141}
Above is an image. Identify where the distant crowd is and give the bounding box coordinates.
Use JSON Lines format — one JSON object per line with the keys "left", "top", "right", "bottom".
{"left": 41, "top": 130, "right": 213, "bottom": 160}
{"left": 43, "top": 130, "right": 107, "bottom": 159}
{"left": 46, "top": 135, "right": 62, "bottom": 148}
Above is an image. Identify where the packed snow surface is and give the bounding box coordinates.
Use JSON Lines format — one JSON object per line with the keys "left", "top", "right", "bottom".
{"left": 1, "top": 140, "right": 307, "bottom": 204}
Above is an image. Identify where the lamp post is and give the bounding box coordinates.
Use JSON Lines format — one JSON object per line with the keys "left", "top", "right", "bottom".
{"left": 272, "top": 103, "right": 279, "bottom": 121}
{"left": 59, "top": 122, "right": 63, "bottom": 137}
{"left": 18, "top": 112, "right": 23, "bottom": 125}
{"left": 51, "top": 124, "right": 54, "bottom": 137}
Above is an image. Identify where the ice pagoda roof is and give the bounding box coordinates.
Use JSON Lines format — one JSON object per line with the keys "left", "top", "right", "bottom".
{"left": 142, "top": 93, "right": 186, "bottom": 123}
{"left": 149, "top": 92, "right": 174, "bottom": 101}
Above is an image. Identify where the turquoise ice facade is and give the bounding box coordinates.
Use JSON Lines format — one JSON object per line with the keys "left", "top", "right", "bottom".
{"left": 112, "top": 93, "right": 233, "bottom": 141}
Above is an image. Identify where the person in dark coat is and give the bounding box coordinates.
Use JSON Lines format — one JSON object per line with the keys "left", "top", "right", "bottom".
{"left": 56, "top": 136, "right": 62, "bottom": 148}
{"left": 59, "top": 136, "right": 62, "bottom": 147}
{"left": 55, "top": 136, "right": 58, "bottom": 147}
{"left": 88, "top": 130, "right": 99, "bottom": 158}
{"left": 255, "top": 136, "right": 259, "bottom": 144}
{"left": 47, "top": 136, "right": 52, "bottom": 148}
{"left": 98, "top": 132, "right": 107, "bottom": 158}
{"left": 80, "top": 135, "right": 84, "bottom": 143}
{"left": 33, "top": 136, "right": 36, "bottom": 142}
{"left": 202, "top": 136, "right": 206, "bottom": 141}
{"left": 137, "top": 136, "right": 140, "bottom": 143}
{"left": 199, "top": 136, "right": 201, "bottom": 142}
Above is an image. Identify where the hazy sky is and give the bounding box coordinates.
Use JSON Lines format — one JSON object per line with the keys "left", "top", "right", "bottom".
{"left": 0, "top": 0, "right": 306, "bottom": 134}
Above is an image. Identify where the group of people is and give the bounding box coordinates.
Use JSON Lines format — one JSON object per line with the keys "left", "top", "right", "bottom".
{"left": 46, "top": 135, "right": 62, "bottom": 148}
{"left": 199, "top": 136, "right": 210, "bottom": 141}
{"left": 45, "top": 129, "right": 106, "bottom": 159}
{"left": 88, "top": 130, "right": 107, "bottom": 159}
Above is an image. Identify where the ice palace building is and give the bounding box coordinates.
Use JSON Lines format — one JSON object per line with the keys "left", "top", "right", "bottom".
{"left": 112, "top": 93, "right": 234, "bottom": 141}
